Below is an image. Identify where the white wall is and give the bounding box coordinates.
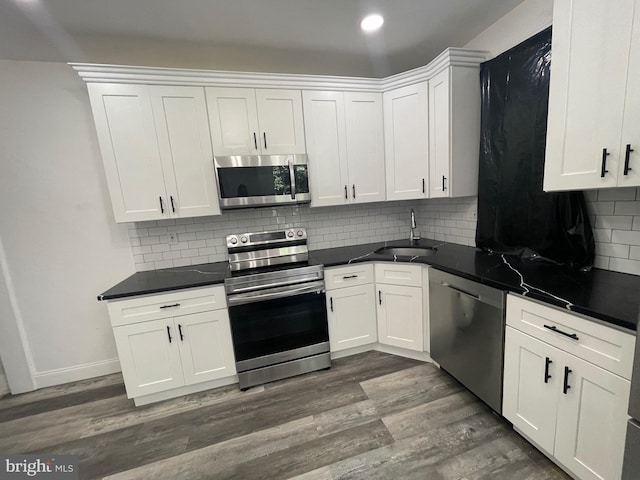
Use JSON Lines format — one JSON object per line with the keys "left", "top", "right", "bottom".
{"left": 0, "top": 60, "right": 134, "bottom": 392}
{"left": 464, "top": 0, "right": 553, "bottom": 57}
{"left": 0, "top": 358, "right": 9, "bottom": 397}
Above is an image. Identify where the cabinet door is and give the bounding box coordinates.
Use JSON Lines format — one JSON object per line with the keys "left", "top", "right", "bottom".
{"left": 555, "top": 352, "right": 631, "bottom": 480}
{"left": 150, "top": 86, "right": 221, "bottom": 218}
{"left": 503, "top": 327, "right": 560, "bottom": 455}
{"left": 302, "top": 91, "right": 349, "bottom": 207}
{"left": 619, "top": 0, "right": 640, "bottom": 187}
{"left": 327, "top": 284, "right": 377, "bottom": 351}
{"left": 544, "top": 0, "right": 634, "bottom": 191}
{"left": 383, "top": 83, "right": 429, "bottom": 200}
{"left": 376, "top": 284, "right": 423, "bottom": 351}
{"left": 255, "top": 89, "right": 306, "bottom": 155}
{"left": 428, "top": 69, "right": 450, "bottom": 198}
{"left": 206, "top": 87, "right": 260, "bottom": 156}
{"left": 176, "top": 310, "right": 236, "bottom": 385}
{"left": 87, "top": 83, "right": 167, "bottom": 223}
{"left": 345, "top": 92, "right": 386, "bottom": 204}
{"left": 112, "top": 319, "right": 184, "bottom": 398}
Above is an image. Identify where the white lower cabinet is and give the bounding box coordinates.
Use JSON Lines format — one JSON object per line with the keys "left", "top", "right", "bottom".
{"left": 113, "top": 318, "right": 186, "bottom": 398}
{"left": 375, "top": 263, "right": 424, "bottom": 352}
{"left": 325, "top": 265, "right": 377, "bottom": 351}
{"left": 503, "top": 294, "right": 634, "bottom": 480}
{"left": 108, "top": 285, "right": 236, "bottom": 403}
{"left": 327, "top": 284, "right": 377, "bottom": 351}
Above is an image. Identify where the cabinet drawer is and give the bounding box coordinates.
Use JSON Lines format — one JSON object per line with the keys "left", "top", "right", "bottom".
{"left": 107, "top": 285, "right": 227, "bottom": 327}
{"left": 375, "top": 263, "right": 422, "bottom": 287}
{"left": 506, "top": 294, "right": 635, "bottom": 379}
{"left": 325, "top": 264, "right": 374, "bottom": 290}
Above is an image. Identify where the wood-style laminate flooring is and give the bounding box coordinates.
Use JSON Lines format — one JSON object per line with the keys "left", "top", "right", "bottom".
{"left": 0, "top": 352, "right": 570, "bottom": 480}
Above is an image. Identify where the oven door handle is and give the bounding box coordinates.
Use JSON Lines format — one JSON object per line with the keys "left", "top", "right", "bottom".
{"left": 228, "top": 282, "right": 324, "bottom": 306}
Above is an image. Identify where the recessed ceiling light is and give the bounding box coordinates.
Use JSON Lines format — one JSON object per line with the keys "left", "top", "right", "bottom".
{"left": 361, "top": 14, "right": 384, "bottom": 33}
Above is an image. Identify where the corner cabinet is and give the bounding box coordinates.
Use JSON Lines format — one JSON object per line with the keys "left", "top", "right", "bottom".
{"left": 88, "top": 84, "right": 221, "bottom": 223}
{"left": 383, "top": 49, "right": 485, "bottom": 200}
{"left": 107, "top": 285, "right": 236, "bottom": 405}
{"left": 303, "top": 91, "right": 385, "bottom": 207}
{"left": 325, "top": 264, "right": 377, "bottom": 351}
{"left": 375, "top": 263, "right": 424, "bottom": 351}
{"left": 383, "top": 83, "right": 430, "bottom": 200}
{"left": 205, "top": 87, "right": 306, "bottom": 156}
{"left": 544, "top": 0, "right": 640, "bottom": 191}
{"left": 503, "top": 294, "right": 635, "bottom": 480}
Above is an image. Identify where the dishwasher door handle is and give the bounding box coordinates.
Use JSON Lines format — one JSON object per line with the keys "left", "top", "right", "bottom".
{"left": 441, "top": 282, "right": 480, "bottom": 300}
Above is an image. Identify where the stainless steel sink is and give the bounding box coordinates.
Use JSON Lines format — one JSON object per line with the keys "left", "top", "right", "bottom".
{"left": 374, "top": 246, "right": 436, "bottom": 257}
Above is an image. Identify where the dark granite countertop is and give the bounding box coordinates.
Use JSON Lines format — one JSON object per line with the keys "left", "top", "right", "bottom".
{"left": 98, "top": 261, "right": 229, "bottom": 301}
{"left": 309, "top": 239, "right": 640, "bottom": 332}
{"left": 99, "top": 238, "right": 640, "bottom": 332}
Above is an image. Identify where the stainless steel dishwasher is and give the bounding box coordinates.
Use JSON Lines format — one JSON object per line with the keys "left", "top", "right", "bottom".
{"left": 429, "top": 269, "right": 506, "bottom": 413}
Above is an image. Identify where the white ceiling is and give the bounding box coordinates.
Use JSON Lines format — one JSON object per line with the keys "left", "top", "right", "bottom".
{"left": 0, "top": 0, "right": 524, "bottom": 77}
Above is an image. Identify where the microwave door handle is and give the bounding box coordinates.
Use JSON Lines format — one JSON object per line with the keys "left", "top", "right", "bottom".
{"left": 289, "top": 158, "right": 296, "bottom": 199}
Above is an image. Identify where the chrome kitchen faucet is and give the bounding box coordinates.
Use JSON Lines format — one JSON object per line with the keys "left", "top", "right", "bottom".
{"left": 410, "top": 208, "right": 421, "bottom": 243}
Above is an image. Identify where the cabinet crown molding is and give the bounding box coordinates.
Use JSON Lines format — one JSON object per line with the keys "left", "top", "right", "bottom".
{"left": 70, "top": 48, "right": 487, "bottom": 91}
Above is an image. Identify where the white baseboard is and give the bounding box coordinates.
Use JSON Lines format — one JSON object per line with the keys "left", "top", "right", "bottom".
{"left": 34, "top": 358, "right": 121, "bottom": 389}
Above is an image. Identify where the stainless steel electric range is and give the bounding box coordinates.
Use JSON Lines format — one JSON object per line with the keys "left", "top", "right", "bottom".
{"left": 224, "top": 227, "right": 330, "bottom": 390}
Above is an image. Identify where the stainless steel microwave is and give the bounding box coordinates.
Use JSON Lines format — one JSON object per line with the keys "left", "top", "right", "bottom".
{"left": 214, "top": 155, "right": 311, "bottom": 210}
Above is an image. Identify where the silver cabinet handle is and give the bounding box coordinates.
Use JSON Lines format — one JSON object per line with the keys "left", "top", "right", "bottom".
{"left": 289, "top": 158, "right": 296, "bottom": 199}
{"left": 441, "top": 282, "right": 480, "bottom": 300}
{"left": 228, "top": 282, "right": 324, "bottom": 306}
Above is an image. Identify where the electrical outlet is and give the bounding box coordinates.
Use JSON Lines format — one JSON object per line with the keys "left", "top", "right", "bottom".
{"left": 168, "top": 233, "right": 178, "bottom": 245}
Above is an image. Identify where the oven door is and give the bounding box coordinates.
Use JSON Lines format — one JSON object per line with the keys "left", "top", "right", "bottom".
{"left": 215, "top": 154, "right": 310, "bottom": 209}
{"left": 227, "top": 280, "right": 328, "bottom": 371}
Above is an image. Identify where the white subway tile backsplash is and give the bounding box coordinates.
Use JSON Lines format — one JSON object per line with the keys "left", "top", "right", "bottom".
{"left": 593, "top": 255, "right": 610, "bottom": 269}
{"left": 594, "top": 215, "right": 633, "bottom": 230}
{"left": 597, "top": 188, "right": 637, "bottom": 202}
{"left": 595, "top": 242, "right": 630, "bottom": 259}
{"left": 593, "top": 229, "right": 612, "bottom": 243}
{"left": 615, "top": 202, "right": 640, "bottom": 215}
{"left": 609, "top": 258, "right": 640, "bottom": 275}
{"left": 611, "top": 230, "right": 640, "bottom": 246}
{"left": 125, "top": 189, "right": 640, "bottom": 277}
{"left": 589, "top": 202, "right": 615, "bottom": 215}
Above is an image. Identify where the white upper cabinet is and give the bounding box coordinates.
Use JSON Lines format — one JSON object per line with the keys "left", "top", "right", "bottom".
{"left": 303, "top": 91, "right": 349, "bottom": 206}
{"left": 344, "top": 92, "right": 386, "bottom": 204}
{"left": 88, "top": 84, "right": 167, "bottom": 222}
{"left": 303, "top": 91, "right": 385, "bottom": 207}
{"left": 383, "top": 83, "right": 429, "bottom": 200}
{"left": 150, "top": 86, "right": 221, "bottom": 219}
{"left": 620, "top": 0, "right": 640, "bottom": 187}
{"left": 88, "top": 83, "right": 221, "bottom": 223}
{"left": 206, "top": 87, "right": 306, "bottom": 156}
{"left": 255, "top": 89, "right": 306, "bottom": 155}
{"left": 544, "top": 0, "right": 640, "bottom": 190}
{"left": 428, "top": 66, "right": 480, "bottom": 198}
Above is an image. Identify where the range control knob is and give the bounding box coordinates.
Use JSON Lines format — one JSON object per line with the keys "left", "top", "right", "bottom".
{"left": 297, "top": 230, "right": 304, "bottom": 237}
{"left": 287, "top": 231, "right": 294, "bottom": 238}
{"left": 229, "top": 237, "right": 238, "bottom": 245}
{"left": 240, "top": 236, "right": 248, "bottom": 243}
